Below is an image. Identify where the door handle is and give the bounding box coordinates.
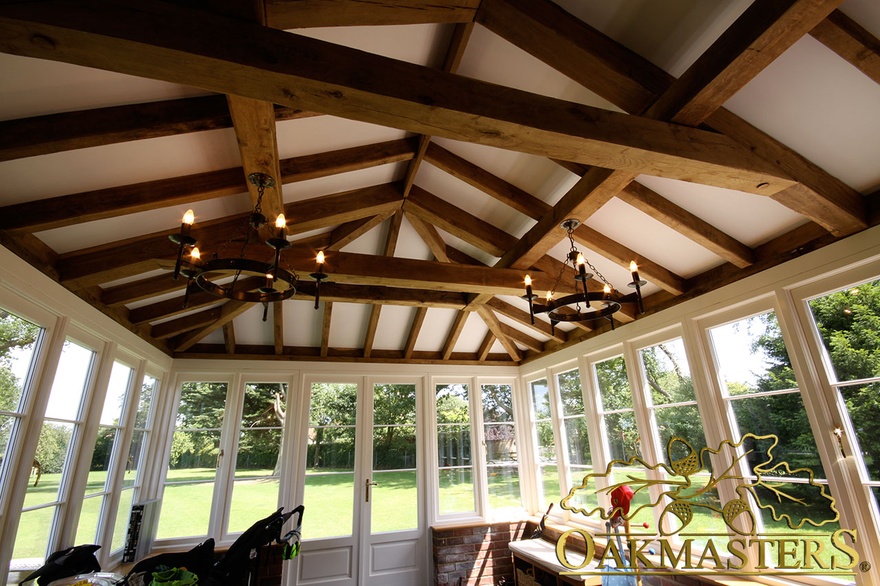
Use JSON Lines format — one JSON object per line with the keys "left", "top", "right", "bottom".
{"left": 365, "top": 478, "right": 379, "bottom": 502}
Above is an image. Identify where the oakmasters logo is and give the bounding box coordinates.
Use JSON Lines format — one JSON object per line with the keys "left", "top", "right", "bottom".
{"left": 553, "top": 434, "right": 865, "bottom": 578}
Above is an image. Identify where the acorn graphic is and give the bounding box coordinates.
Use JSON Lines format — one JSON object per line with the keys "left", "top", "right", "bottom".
{"left": 660, "top": 499, "right": 693, "bottom": 535}
{"left": 722, "top": 498, "right": 755, "bottom": 535}
{"left": 668, "top": 437, "right": 699, "bottom": 477}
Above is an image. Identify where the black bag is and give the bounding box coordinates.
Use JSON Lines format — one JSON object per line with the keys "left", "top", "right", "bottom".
{"left": 19, "top": 544, "right": 101, "bottom": 585}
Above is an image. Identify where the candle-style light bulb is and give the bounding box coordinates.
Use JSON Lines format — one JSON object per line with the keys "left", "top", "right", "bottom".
{"left": 524, "top": 274, "right": 534, "bottom": 324}
{"left": 172, "top": 209, "right": 197, "bottom": 280}
{"left": 628, "top": 260, "right": 645, "bottom": 315}
{"left": 576, "top": 253, "right": 585, "bottom": 266}
{"left": 603, "top": 284, "right": 611, "bottom": 299}
{"left": 317, "top": 250, "right": 325, "bottom": 265}
{"left": 190, "top": 247, "right": 201, "bottom": 261}
{"left": 546, "top": 291, "right": 553, "bottom": 302}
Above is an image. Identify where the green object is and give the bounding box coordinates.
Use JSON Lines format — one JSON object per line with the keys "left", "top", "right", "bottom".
{"left": 151, "top": 566, "right": 198, "bottom": 585}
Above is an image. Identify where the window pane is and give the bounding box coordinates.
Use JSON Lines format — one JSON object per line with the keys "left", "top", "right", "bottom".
{"left": 654, "top": 405, "right": 707, "bottom": 463}
{"left": 74, "top": 494, "right": 102, "bottom": 544}
{"left": 839, "top": 383, "right": 880, "bottom": 482}
{"left": 482, "top": 384, "right": 513, "bottom": 423}
{"left": 436, "top": 384, "right": 469, "bottom": 423}
{"left": 558, "top": 370, "right": 583, "bottom": 416}
{"left": 45, "top": 340, "right": 93, "bottom": 420}
{"left": 86, "top": 426, "right": 116, "bottom": 495}
{"left": 159, "top": 381, "right": 227, "bottom": 539}
{"left": 595, "top": 356, "right": 630, "bottom": 411}
{"left": 710, "top": 312, "right": 795, "bottom": 397}
{"left": 27, "top": 421, "right": 74, "bottom": 506}
{"left": 101, "top": 362, "right": 132, "bottom": 425}
{"left": 12, "top": 507, "right": 54, "bottom": 564}
{"left": 530, "top": 379, "right": 550, "bottom": 419}
{"left": 135, "top": 376, "right": 156, "bottom": 429}
{"left": 439, "top": 468, "right": 474, "bottom": 514}
{"left": 436, "top": 384, "right": 473, "bottom": 514}
{"left": 731, "top": 395, "right": 824, "bottom": 477}
{"left": 438, "top": 424, "right": 471, "bottom": 467}
{"left": 0, "top": 311, "right": 41, "bottom": 413}
{"left": 807, "top": 280, "right": 880, "bottom": 383}
{"left": 564, "top": 417, "right": 591, "bottom": 468}
{"left": 640, "top": 338, "right": 694, "bottom": 404}
{"left": 487, "top": 423, "right": 520, "bottom": 510}
{"left": 603, "top": 411, "right": 639, "bottom": 462}
{"left": 229, "top": 382, "right": 287, "bottom": 533}
{"left": 372, "top": 470, "right": 417, "bottom": 532}
{"left": 111, "top": 488, "right": 134, "bottom": 553}
{"left": 123, "top": 430, "right": 145, "bottom": 489}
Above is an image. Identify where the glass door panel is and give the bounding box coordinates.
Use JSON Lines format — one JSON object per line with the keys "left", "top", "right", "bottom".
{"left": 370, "top": 383, "right": 418, "bottom": 533}
{"left": 302, "top": 382, "right": 358, "bottom": 540}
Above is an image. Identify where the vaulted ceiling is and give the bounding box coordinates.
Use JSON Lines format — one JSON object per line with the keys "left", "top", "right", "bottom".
{"left": 1, "top": 0, "right": 878, "bottom": 366}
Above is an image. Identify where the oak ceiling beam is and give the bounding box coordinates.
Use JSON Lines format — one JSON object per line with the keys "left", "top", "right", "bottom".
{"left": 476, "top": 305, "right": 520, "bottom": 362}
{"left": 173, "top": 300, "right": 251, "bottom": 352}
{"left": 475, "top": 0, "right": 669, "bottom": 114}
{"left": 424, "top": 142, "right": 550, "bottom": 220}
{"left": 223, "top": 322, "right": 236, "bottom": 354}
{"left": 406, "top": 214, "right": 450, "bottom": 263}
{"left": 0, "top": 1, "right": 793, "bottom": 196}
{"left": 645, "top": 0, "right": 845, "bottom": 126}
{"left": 401, "top": 22, "right": 473, "bottom": 199}
{"left": 327, "top": 211, "right": 397, "bottom": 252}
{"left": 479, "top": 0, "right": 865, "bottom": 237}
{"left": 810, "top": 9, "right": 880, "bottom": 86}
{"left": 363, "top": 208, "right": 403, "bottom": 358}
{"left": 407, "top": 186, "right": 517, "bottom": 257}
{"left": 571, "top": 224, "right": 686, "bottom": 296}
{"left": 151, "top": 306, "right": 223, "bottom": 340}
{"left": 441, "top": 311, "right": 469, "bottom": 361}
{"left": 283, "top": 183, "right": 403, "bottom": 236}
{"left": 320, "top": 301, "right": 332, "bottom": 357}
{"left": 273, "top": 301, "right": 283, "bottom": 355}
{"left": 265, "top": 0, "right": 480, "bottom": 29}
{"left": 497, "top": 168, "right": 637, "bottom": 271}
{"left": 0, "top": 95, "right": 317, "bottom": 162}
{"left": 404, "top": 307, "right": 428, "bottom": 360}
{"left": 616, "top": 181, "right": 756, "bottom": 268}
{"left": 497, "top": 322, "right": 542, "bottom": 354}
{"left": 484, "top": 297, "right": 565, "bottom": 344}
{"left": 57, "top": 183, "right": 403, "bottom": 285}
{"left": 227, "top": 95, "right": 284, "bottom": 222}
{"left": 0, "top": 139, "right": 411, "bottom": 234}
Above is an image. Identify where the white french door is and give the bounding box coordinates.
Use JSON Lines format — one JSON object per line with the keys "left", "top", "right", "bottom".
{"left": 291, "top": 378, "right": 425, "bottom": 586}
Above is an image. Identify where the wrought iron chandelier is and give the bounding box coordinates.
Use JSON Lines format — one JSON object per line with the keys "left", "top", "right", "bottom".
{"left": 524, "top": 219, "right": 644, "bottom": 329}
{"left": 169, "top": 172, "right": 328, "bottom": 320}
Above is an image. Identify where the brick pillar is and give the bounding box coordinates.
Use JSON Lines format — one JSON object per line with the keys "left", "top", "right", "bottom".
{"left": 432, "top": 521, "right": 527, "bottom": 586}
